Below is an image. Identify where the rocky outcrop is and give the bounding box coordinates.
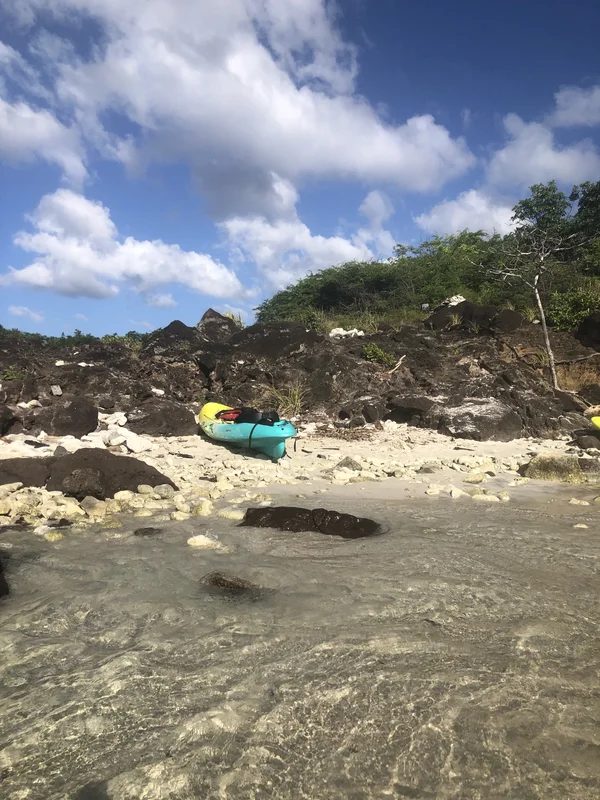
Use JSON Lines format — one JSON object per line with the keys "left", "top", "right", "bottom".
{"left": 575, "top": 311, "right": 600, "bottom": 350}
{"left": 125, "top": 398, "right": 198, "bottom": 437}
{"left": 2, "top": 304, "right": 599, "bottom": 442}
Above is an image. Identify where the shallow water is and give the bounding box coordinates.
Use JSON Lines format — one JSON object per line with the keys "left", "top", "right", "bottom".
{"left": 1, "top": 497, "right": 599, "bottom": 800}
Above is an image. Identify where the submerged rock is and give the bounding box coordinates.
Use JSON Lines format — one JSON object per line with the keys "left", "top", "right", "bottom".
{"left": 0, "top": 552, "right": 9, "bottom": 598}
{"left": 133, "top": 527, "right": 164, "bottom": 537}
{"left": 241, "top": 506, "right": 383, "bottom": 539}
{"left": 200, "top": 570, "right": 271, "bottom": 600}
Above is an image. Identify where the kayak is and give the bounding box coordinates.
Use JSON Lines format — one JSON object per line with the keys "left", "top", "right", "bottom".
{"left": 592, "top": 416, "right": 600, "bottom": 430}
{"left": 198, "top": 402, "right": 296, "bottom": 460}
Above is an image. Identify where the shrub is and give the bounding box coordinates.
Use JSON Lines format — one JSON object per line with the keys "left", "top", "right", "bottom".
{"left": 548, "top": 284, "right": 600, "bottom": 331}
{"left": 362, "top": 342, "right": 397, "bottom": 369}
{"left": 1, "top": 365, "right": 26, "bottom": 381}
{"left": 263, "top": 380, "right": 307, "bottom": 418}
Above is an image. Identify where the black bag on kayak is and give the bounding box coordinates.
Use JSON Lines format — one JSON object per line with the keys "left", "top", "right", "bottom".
{"left": 215, "top": 406, "right": 280, "bottom": 425}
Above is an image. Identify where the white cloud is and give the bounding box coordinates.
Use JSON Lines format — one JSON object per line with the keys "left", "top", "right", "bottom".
{"left": 222, "top": 189, "right": 395, "bottom": 289}
{"left": 146, "top": 292, "right": 176, "bottom": 308}
{"left": 8, "top": 304, "right": 44, "bottom": 323}
{"left": 487, "top": 113, "right": 600, "bottom": 188}
{"left": 550, "top": 85, "right": 600, "bottom": 128}
{"left": 0, "top": 94, "right": 86, "bottom": 183}
{"left": 75, "top": 312, "right": 88, "bottom": 320}
{"left": 0, "top": 0, "right": 474, "bottom": 219}
{"left": 416, "top": 189, "right": 515, "bottom": 236}
{"left": 2, "top": 189, "right": 245, "bottom": 300}
{"left": 461, "top": 108, "right": 472, "bottom": 129}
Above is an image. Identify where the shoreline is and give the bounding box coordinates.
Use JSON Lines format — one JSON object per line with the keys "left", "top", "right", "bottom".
{"left": 2, "top": 420, "right": 599, "bottom": 536}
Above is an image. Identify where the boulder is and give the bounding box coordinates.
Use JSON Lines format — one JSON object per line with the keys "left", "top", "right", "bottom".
{"left": 46, "top": 450, "right": 177, "bottom": 499}
{"left": 196, "top": 308, "right": 239, "bottom": 342}
{"left": 424, "top": 301, "right": 498, "bottom": 332}
{"left": 0, "top": 457, "right": 53, "bottom": 487}
{"left": 228, "top": 322, "right": 323, "bottom": 359}
{"left": 200, "top": 570, "right": 271, "bottom": 601}
{"left": 34, "top": 396, "right": 98, "bottom": 438}
{"left": 575, "top": 435, "right": 600, "bottom": 450}
{"left": 241, "top": 506, "right": 383, "bottom": 539}
{"left": 490, "top": 309, "right": 525, "bottom": 333}
{"left": 519, "top": 455, "right": 584, "bottom": 483}
{"left": 125, "top": 398, "right": 198, "bottom": 436}
{"left": 434, "top": 398, "right": 523, "bottom": 442}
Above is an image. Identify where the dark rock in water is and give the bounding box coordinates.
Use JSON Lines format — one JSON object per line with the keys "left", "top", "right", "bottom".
{"left": 133, "top": 527, "right": 163, "bottom": 536}
{"left": 47, "top": 518, "right": 73, "bottom": 528}
{"left": 0, "top": 457, "right": 53, "bottom": 487}
{"left": 200, "top": 570, "right": 270, "bottom": 600}
{"left": 0, "top": 404, "right": 17, "bottom": 436}
{"left": 241, "top": 506, "right": 383, "bottom": 539}
{"left": 23, "top": 439, "right": 48, "bottom": 449}
{"left": 0, "top": 552, "right": 9, "bottom": 598}
{"left": 196, "top": 308, "right": 239, "bottom": 342}
{"left": 34, "top": 396, "right": 98, "bottom": 438}
{"left": 61, "top": 469, "right": 106, "bottom": 501}
{"left": 72, "top": 781, "right": 111, "bottom": 800}
{"left": 126, "top": 397, "right": 198, "bottom": 436}
{"left": 47, "top": 450, "right": 177, "bottom": 499}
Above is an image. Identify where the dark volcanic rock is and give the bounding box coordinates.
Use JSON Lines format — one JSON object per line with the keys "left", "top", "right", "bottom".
{"left": 385, "top": 395, "right": 436, "bottom": 425}
{"left": 0, "top": 457, "right": 53, "bottom": 487}
{"left": 133, "top": 527, "right": 164, "bottom": 536}
{"left": 491, "top": 309, "right": 524, "bottom": 333}
{"left": 196, "top": 308, "right": 239, "bottom": 342}
{"left": 575, "top": 435, "right": 600, "bottom": 450}
{"left": 241, "top": 506, "right": 383, "bottom": 539}
{"left": 0, "top": 404, "right": 16, "bottom": 436}
{"left": 61, "top": 469, "right": 106, "bottom": 501}
{"left": 126, "top": 398, "right": 198, "bottom": 436}
{"left": 434, "top": 398, "right": 523, "bottom": 441}
{"left": 575, "top": 311, "right": 600, "bottom": 350}
{"left": 200, "top": 570, "right": 270, "bottom": 601}
{"left": 425, "top": 301, "right": 498, "bottom": 332}
{"left": 228, "top": 322, "right": 323, "bottom": 359}
{"left": 34, "top": 396, "right": 98, "bottom": 438}
{"left": 46, "top": 451, "right": 177, "bottom": 499}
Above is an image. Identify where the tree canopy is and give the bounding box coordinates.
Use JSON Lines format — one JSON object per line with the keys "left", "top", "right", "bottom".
{"left": 255, "top": 180, "right": 600, "bottom": 330}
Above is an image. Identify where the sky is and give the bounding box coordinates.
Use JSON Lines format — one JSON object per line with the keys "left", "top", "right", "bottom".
{"left": 0, "top": 0, "right": 599, "bottom": 335}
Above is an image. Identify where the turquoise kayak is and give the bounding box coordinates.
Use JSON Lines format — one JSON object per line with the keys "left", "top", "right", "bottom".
{"left": 198, "top": 402, "right": 296, "bottom": 460}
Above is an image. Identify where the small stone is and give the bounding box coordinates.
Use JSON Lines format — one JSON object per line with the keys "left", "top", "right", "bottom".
{"left": 137, "top": 485, "right": 154, "bottom": 495}
{"left": 187, "top": 534, "right": 229, "bottom": 551}
{"left": 134, "top": 527, "right": 163, "bottom": 536}
{"left": 425, "top": 489, "right": 440, "bottom": 496}
{"left": 334, "top": 456, "right": 362, "bottom": 472}
{"left": 192, "top": 499, "right": 214, "bottom": 517}
{"left": 450, "top": 488, "right": 470, "bottom": 499}
{"left": 463, "top": 473, "right": 488, "bottom": 485}
{"left": 44, "top": 531, "right": 64, "bottom": 542}
{"left": 217, "top": 507, "right": 246, "bottom": 520}
{"left": 171, "top": 511, "right": 190, "bottom": 521}
{"left": 569, "top": 498, "right": 590, "bottom": 506}
{"left": 80, "top": 496, "right": 107, "bottom": 516}
{"left": 154, "top": 484, "right": 175, "bottom": 499}
{"left": 472, "top": 494, "right": 501, "bottom": 503}
{"left": 497, "top": 491, "right": 511, "bottom": 502}
{"left": 114, "top": 490, "right": 136, "bottom": 503}
{"left": 573, "top": 523, "right": 589, "bottom": 529}
{"left": 50, "top": 385, "right": 63, "bottom": 397}
{"left": 174, "top": 496, "right": 191, "bottom": 513}
{"left": 133, "top": 509, "right": 154, "bottom": 518}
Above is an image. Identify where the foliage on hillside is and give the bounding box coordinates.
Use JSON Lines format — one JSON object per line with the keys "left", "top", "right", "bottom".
{"left": 256, "top": 180, "right": 600, "bottom": 331}
{"left": 0, "top": 326, "right": 151, "bottom": 351}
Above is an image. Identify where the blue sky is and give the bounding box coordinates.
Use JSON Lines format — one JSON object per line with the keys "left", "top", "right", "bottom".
{"left": 1, "top": 0, "right": 599, "bottom": 335}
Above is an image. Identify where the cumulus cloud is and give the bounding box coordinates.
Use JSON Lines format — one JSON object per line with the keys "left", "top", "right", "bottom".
{"left": 0, "top": 95, "right": 86, "bottom": 183}
{"left": 487, "top": 113, "right": 600, "bottom": 188}
{"left": 0, "top": 0, "right": 474, "bottom": 219}
{"left": 550, "top": 84, "right": 600, "bottom": 128}
{"left": 416, "top": 189, "right": 515, "bottom": 236}
{"left": 221, "top": 189, "right": 395, "bottom": 289}
{"left": 2, "top": 189, "right": 245, "bottom": 300}
{"left": 8, "top": 304, "right": 44, "bottom": 323}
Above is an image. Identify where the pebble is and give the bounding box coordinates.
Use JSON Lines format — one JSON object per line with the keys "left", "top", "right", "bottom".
{"left": 463, "top": 473, "right": 488, "bottom": 484}
{"left": 450, "top": 487, "right": 470, "bottom": 499}
{"left": 569, "top": 498, "right": 590, "bottom": 506}
{"left": 133, "top": 509, "right": 154, "bottom": 518}
{"left": 137, "top": 485, "right": 154, "bottom": 495}
{"left": 44, "top": 531, "right": 64, "bottom": 542}
{"left": 187, "top": 534, "right": 229, "bottom": 551}
{"left": 472, "top": 494, "right": 501, "bottom": 503}
{"left": 170, "top": 511, "right": 190, "bottom": 521}
{"left": 154, "top": 484, "right": 175, "bottom": 499}
{"left": 573, "top": 523, "right": 589, "bottom": 529}
{"left": 192, "top": 499, "right": 214, "bottom": 517}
